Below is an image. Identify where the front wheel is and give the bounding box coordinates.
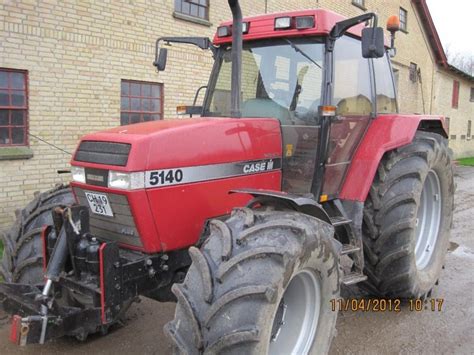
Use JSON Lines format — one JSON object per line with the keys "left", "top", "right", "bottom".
{"left": 165, "top": 208, "right": 340, "bottom": 355}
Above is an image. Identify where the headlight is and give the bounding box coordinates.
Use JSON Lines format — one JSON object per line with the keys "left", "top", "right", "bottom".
{"left": 108, "top": 171, "right": 145, "bottom": 190}
{"left": 71, "top": 166, "right": 86, "bottom": 183}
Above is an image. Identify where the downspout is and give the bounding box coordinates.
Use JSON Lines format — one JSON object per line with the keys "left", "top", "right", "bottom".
{"left": 228, "top": 0, "right": 242, "bottom": 118}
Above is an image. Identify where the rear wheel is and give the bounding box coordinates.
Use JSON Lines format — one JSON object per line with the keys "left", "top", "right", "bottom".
{"left": 1, "top": 185, "right": 74, "bottom": 284}
{"left": 165, "top": 208, "right": 340, "bottom": 354}
{"left": 362, "top": 131, "right": 454, "bottom": 298}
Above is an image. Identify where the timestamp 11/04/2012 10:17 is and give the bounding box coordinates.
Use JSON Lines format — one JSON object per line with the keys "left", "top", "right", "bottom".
{"left": 330, "top": 298, "right": 444, "bottom": 312}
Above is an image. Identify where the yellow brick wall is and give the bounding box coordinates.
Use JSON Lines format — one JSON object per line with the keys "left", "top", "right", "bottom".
{"left": 0, "top": 0, "right": 471, "bottom": 229}
{"left": 432, "top": 71, "right": 474, "bottom": 158}
{"left": 0, "top": 0, "right": 268, "bottom": 228}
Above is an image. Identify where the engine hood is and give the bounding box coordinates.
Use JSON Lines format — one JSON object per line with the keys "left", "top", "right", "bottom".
{"left": 71, "top": 117, "right": 282, "bottom": 172}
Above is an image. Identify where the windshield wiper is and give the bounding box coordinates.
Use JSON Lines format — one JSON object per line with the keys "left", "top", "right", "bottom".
{"left": 284, "top": 39, "right": 322, "bottom": 69}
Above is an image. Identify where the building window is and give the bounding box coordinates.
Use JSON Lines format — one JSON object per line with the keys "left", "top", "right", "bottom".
{"left": 175, "top": 0, "right": 209, "bottom": 20}
{"left": 470, "top": 87, "right": 474, "bottom": 102}
{"left": 468, "top": 120, "right": 472, "bottom": 139}
{"left": 0, "top": 69, "right": 28, "bottom": 146}
{"left": 120, "top": 80, "right": 163, "bottom": 125}
{"left": 409, "top": 62, "right": 418, "bottom": 83}
{"left": 352, "top": 0, "right": 366, "bottom": 10}
{"left": 399, "top": 7, "right": 408, "bottom": 32}
{"left": 452, "top": 80, "right": 460, "bottom": 109}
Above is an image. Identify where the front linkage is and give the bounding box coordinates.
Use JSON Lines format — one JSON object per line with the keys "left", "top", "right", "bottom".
{"left": 0, "top": 205, "right": 189, "bottom": 345}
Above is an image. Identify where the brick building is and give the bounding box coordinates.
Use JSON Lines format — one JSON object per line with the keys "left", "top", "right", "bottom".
{"left": 0, "top": 0, "right": 473, "bottom": 229}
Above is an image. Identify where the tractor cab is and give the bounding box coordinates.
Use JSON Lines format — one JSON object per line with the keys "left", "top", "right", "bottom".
{"left": 156, "top": 9, "right": 398, "bottom": 198}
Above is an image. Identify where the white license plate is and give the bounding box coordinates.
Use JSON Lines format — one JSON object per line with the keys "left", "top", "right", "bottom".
{"left": 84, "top": 192, "right": 114, "bottom": 217}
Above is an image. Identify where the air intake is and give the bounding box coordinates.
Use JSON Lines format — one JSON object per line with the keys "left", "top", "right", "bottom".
{"left": 75, "top": 141, "right": 131, "bottom": 167}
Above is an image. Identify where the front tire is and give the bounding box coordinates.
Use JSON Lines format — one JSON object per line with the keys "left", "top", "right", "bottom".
{"left": 165, "top": 208, "right": 340, "bottom": 354}
{"left": 362, "top": 131, "right": 454, "bottom": 298}
{"left": 1, "top": 185, "right": 74, "bottom": 283}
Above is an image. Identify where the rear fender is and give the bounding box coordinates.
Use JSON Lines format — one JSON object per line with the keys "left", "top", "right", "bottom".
{"left": 231, "top": 188, "right": 331, "bottom": 223}
{"left": 339, "top": 114, "right": 448, "bottom": 202}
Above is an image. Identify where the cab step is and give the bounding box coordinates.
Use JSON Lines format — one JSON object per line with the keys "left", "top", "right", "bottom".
{"left": 341, "top": 244, "right": 360, "bottom": 255}
{"left": 342, "top": 272, "right": 367, "bottom": 286}
{"left": 329, "top": 216, "right": 352, "bottom": 227}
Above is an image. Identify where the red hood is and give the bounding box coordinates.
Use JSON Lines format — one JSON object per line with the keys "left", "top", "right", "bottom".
{"left": 71, "top": 117, "right": 282, "bottom": 172}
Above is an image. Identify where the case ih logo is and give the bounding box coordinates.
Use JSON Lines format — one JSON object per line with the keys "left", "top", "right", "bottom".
{"left": 243, "top": 160, "right": 274, "bottom": 174}
{"left": 145, "top": 158, "right": 281, "bottom": 189}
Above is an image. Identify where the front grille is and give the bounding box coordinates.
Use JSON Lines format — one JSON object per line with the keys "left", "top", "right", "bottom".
{"left": 73, "top": 187, "right": 143, "bottom": 248}
{"left": 75, "top": 141, "right": 131, "bottom": 167}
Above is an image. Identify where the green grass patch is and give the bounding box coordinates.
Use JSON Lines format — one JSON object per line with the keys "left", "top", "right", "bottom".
{"left": 457, "top": 157, "right": 474, "bottom": 167}
{"left": 0, "top": 240, "right": 3, "bottom": 282}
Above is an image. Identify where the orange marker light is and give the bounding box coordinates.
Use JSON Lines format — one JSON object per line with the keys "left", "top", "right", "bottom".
{"left": 386, "top": 15, "right": 400, "bottom": 33}
{"left": 321, "top": 106, "right": 336, "bottom": 117}
{"left": 176, "top": 105, "right": 187, "bottom": 115}
{"left": 320, "top": 194, "right": 328, "bottom": 203}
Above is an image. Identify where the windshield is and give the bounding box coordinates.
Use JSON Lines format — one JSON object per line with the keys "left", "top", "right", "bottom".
{"left": 204, "top": 38, "right": 325, "bottom": 124}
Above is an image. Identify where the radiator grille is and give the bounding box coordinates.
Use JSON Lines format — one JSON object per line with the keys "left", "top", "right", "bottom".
{"left": 73, "top": 187, "right": 143, "bottom": 248}
{"left": 75, "top": 141, "right": 131, "bottom": 167}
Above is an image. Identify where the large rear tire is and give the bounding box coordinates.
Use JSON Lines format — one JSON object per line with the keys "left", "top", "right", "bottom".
{"left": 165, "top": 208, "right": 340, "bottom": 355}
{"left": 1, "top": 185, "right": 75, "bottom": 284}
{"left": 362, "top": 131, "right": 454, "bottom": 298}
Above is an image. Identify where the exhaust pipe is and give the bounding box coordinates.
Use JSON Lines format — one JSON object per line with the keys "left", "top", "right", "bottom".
{"left": 228, "top": 0, "right": 242, "bottom": 118}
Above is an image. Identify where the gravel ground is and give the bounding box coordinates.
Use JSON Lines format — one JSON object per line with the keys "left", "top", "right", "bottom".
{"left": 0, "top": 167, "right": 473, "bottom": 354}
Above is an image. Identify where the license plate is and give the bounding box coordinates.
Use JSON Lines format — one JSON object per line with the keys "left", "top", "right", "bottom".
{"left": 84, "top": 192, "right": 114, "bottom": 217}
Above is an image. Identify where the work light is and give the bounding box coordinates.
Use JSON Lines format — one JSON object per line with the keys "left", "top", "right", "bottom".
{"left": 71, "top": 166, "right": 86, "bottom": 183}
{"left": 296, "top": 16, "right": 315, "bottom": 29}
{"left": 217, "top": 26, "right": 231, "bottom": 37}
{"left": 108, "top": 171, "right": 145, "bottom": 190}
{"left": 275, "top": 17, "right": 291, "bottom": 30}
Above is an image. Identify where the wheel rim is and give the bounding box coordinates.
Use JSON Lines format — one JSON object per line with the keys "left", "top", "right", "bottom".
{"left": 415, "top": 169, "right": 442, "bottom": 270}
{"left": 269, "top": 269, "right": 321, "bottom": 355}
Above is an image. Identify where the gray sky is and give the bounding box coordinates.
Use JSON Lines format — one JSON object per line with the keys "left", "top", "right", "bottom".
{"left": 426, "top": 0, "right": 473, "bottom": 58}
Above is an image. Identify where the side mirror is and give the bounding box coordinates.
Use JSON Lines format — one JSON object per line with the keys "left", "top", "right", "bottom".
{"left": 361, "top": 27, "right": 385, "bottom": 58}
{"left": 153, "top": 37, "right": 215, "bottom": 72}
{"left": 154, "top": 48, "right": 168, "bottom": 71}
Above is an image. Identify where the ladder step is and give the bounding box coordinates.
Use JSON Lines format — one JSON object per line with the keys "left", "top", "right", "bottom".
{"left": 329, "top": 216, "right": 352, "bottom": 227}
{"left": 341, "top": 244, "right": 361, "bottom": 255}
{"left": 342, "top": 272, "right": 367, "bottom": 286}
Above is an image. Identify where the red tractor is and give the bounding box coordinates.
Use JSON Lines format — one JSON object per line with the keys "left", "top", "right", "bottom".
{"left": 0, "top": 1, "right": 453, "bottom": 353}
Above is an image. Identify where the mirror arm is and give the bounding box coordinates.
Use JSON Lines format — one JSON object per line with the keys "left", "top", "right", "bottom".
{"left": 328, "top": 12, "right": 378, "bottom": 51}
{"left": 153, "top": 37, "right": 217, "bottom": 70}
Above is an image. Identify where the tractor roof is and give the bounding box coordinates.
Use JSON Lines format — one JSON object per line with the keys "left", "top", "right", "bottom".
{"left": 213, "top": 9, "right": 366, "bottom": 45}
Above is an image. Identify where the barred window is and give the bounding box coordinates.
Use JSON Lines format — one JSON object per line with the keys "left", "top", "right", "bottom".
{"left": 452, "top": 80, "right": 460, "bottom": 109}
{"left": 399, "top": 7, "right": 408, "bottom": 31}
{"left": 0, "top": 68, "right": 28, "bottom": 146}
{"left": 175, "top": 0, "right": 209, "bottom": 20}
{"left": 409, "top": 62, "right": 418, "bottom": 83}
{"left": 120, "top": 80, "right": 163, "bottom": 125}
